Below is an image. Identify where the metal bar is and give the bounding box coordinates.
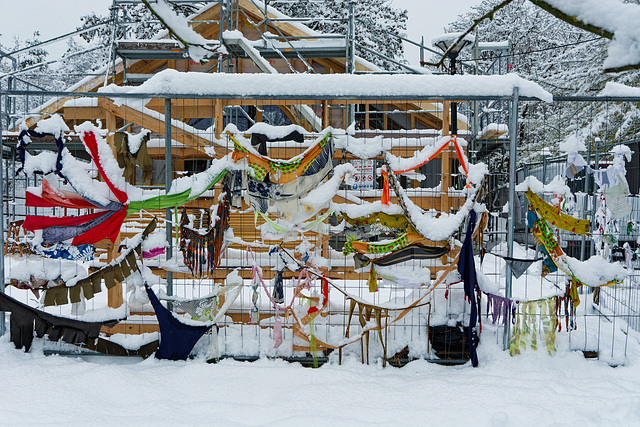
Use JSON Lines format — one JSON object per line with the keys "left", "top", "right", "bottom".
{"left": 0, "top": 21, "right": 112, "bottom": 59}
{"left": 2, "top": 89, "right": 534, "bottom": 102}
{"left": 164, "top": 98, "right": 173, "bottom": 298}
{"left": 0, "top": 87, "right": 5, "bottom": 336}
{"left": 504, "top": 86, "right": 519, "bottom": 351}
{"left": 355, "top": 43, "right": 425, "bottom": 75}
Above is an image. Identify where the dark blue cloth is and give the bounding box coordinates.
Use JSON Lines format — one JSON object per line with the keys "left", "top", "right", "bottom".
{"left": 18, "top": 129, "right": 64, "bottom": 177}
{"left": 458, "top": 210, "right": 479, "bottom": 367}
{"left": 38, "top": 244, "right": 95, "bottom": 262}
{"left": 145, "top": 285, "right": 211, "bottom": 361}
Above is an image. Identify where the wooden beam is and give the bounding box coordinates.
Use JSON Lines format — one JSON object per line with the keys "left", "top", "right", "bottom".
{"left": 98, "top": 98, "right": 213, "bottom": 157}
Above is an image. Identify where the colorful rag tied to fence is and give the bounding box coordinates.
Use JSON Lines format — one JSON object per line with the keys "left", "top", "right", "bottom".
{"left": 23, "top": 130, "right": 228, "bottom": 245}
{"left": 343, "top": 231, "right": 424, "bottom": 255}
{"left": 230, "top": 132, "right": 333, "bottom": 184}
{"left": 510, "top": 298, "right": 557, "bottom": 356}
{"left": 180, "top": 184, "right": 231, "bottom": 277}
{"left": 525, "top": 190, "right": 590, "bottom": 235}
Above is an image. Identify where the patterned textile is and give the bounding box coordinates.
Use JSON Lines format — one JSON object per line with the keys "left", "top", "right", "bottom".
{"left": 343, "top": 231, "right": 424, "bottom": 256}
{"left": 354, "top": 244, "right": 449, "bottom": 268}
{"left": 232, "top": 151, "right": 333, "bottom": 213}
{"left": 510, "top": 298, "right": 557, "bottom": 356}
{"left": 526, "top": 190, "right": 590, "bottom": 235}
{"left": 231, "top": 132, "right": 333, "bottom": 184}
{"left": 180, "top": 183, "right": 231, "bottom": 277}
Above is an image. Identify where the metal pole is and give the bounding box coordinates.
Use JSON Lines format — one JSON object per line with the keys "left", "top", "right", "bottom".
{"left": 345, "top": 0, "right": 356, "bottom": 128}
{"left": 165, "top": 98, "right": 173, "bottom": 298}
{"left": 580, "top": 139, "right": 592, "bottom": 261}
{"left": 450, "top": 54, "right": 458, "bottom": 135}
{"left": 0, "top": 88, "right": 5, "bottom": 336}
{"left": 504, "top": 86, "right": 519, "bottom": 351}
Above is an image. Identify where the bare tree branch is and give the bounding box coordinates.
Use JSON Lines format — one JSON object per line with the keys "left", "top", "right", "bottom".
{"left": 528, "top": 0, "right": 614, "bottom": 40}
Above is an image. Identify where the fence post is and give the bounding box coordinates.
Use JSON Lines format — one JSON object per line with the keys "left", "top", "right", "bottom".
{"left": 165, "top": 98, "right": 173, "bottom": 299}
{"left": 504, "top": 86, "right": 519, "bottom": 351}
{"left": 0, "top": 88, "right": 5, "bottom": 336}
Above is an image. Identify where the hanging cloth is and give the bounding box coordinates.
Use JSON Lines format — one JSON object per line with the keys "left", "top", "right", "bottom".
{"left": 565, "top": 152, "right": 587, "bottom": 179}
{"left": 354, "top": 243, "right": 449, "bottom": 268}
{"left": 343, "top": 231, "right": 425, "bottom": 256}
{"left": 526, "top": 190, "right": 590, "bottom": 235}
{"left": 113, "top": 130, "right": 153, "bottom": 182}
{"left": 17, "top": 129, "right": 65, "bottom": 176}
{"left": 230, "top": 132, "right": 333, "bottom": 184}
{"left": 250, "top": 130, "right": 305, "bottom": 156}
{"left": 499, "top": 254, "right": 545, "bottom": 279}
{"left": 458, "top": 210, "right": 480, "bottom": 367}
{"left": 145, "top": 285, "right": 212, "bottom": 360}
{"left": 180, "top": 181, "right": 231, "bottom": 277}
{"left": 0, "top": 291, "right": 120, "bottom": 352}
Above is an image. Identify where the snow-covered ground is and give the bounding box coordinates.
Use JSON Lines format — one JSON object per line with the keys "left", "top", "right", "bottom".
{"left": 2, "top": 333, "right": 640, "bottom": 426}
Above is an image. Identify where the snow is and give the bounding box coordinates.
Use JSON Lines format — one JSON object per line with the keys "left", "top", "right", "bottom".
{"left": 244, "top": 123, "right": 308, "bottom": 139}
{"left": 1, "top": 335, "right": 640, "bottom": 425}
{"left": 559, "top": 135, "right": 587, "bottom": 153}
{"left": 544, "top": 0, "right": 640, "bottom": 71}
{"left": 147, "top": 0, "right": 222, "bottom": 63}
{"left": 301, "top": 164, "right": 358, "bottom": 206}
{"left": 601, "top": 82, "right": 640, "bottom": 97}
{"left": 431, "top": 32, "right": 476, "bottom": 51}
{"left": 516, "top": 175, "right": 573, "bottom": 198}
{"left": 128, "top": 69, "right": 553, "bottom": 101}
{"left": 33, "top": 114, "right": 69, "bottom": 139}
{"left": 126, "top": 129, "right": 150, "bottom": 155}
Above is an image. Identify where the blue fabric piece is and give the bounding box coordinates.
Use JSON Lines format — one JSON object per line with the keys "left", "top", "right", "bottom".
{"left": 42, "top": 210, "right": 117, "bottom": 245}
{"left": 18, "top": 129, "right": 64, "bottom": 177}
{"left": 458, "top": 210, "right": 479, "bottom": 367}
{"left": 526, "top": 209, "right": 538, "bottom": 229}
{"left": 145, "top": 285, "right": 211, "bottom": 361}
{"left": 39, "top": 244, "right": 95, "bottom": 262}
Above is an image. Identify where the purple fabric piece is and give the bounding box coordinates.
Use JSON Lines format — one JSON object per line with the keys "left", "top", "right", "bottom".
{"left": 42, "top": 210, "right": 117, "bottom": 245}
{"left": 485, "top": 292, "right": 513, "bottom": 325}
{"left": 143, "top": 247, "right": 165, "bottom": 258}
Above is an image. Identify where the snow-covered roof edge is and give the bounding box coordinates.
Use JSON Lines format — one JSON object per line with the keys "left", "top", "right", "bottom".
{"left": 125, "top": 70, "right": 552, "bottom": 101}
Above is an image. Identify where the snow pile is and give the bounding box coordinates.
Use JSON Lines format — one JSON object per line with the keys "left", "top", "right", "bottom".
{"left": 244, "top": 123, "right": 308, "bottom": 138}
{"left": 335, "top": 134, "right": 392, "bottom": 159}
{"left": 565, "top": 255, "right": 628, "bottom": 287}
{"left": 516, "top": 175, "right": 572, "bottom": 198}
{"left": 601, "top": 81, "right": 640, "bottom": 97}
{"left": 130, "top": 69, "right": 552, "bottom": 101}
{"left": 301, "top": 164, "right": 358, "bottom": 206}
{"left": 545, "top": 0, "right": 640, "bottom": 72}
{"left": 431, "top": 32, "right": 476, "bottom": 51}
{"left": 559, "top": 135, "right": 587, "bottom": 153}
{"left": 148, "top": 0, "right": 222, "bottom": 63}
{"left": 34, "top": 114, "right": 69, "bottom": 139}
{"left": 127, "top": 129, "right": 150, "bottom": 154}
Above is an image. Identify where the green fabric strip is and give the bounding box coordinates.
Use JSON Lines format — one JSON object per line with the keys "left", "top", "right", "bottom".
{"left": 127, "top": 169, "right": 228, "bottom": 214}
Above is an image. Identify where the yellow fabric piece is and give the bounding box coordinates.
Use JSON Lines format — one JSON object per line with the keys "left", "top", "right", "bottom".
{"left": 368, "top": 264, "right": 379, "bottom": 293}
{"left": 510, "top": 298, "right": 558, "bottom": 356}
{"left": 338, "top": 212, "right": 410, "bottom": 231}
{"left": 526, "top": 190, "right": 590, "bottom": 235}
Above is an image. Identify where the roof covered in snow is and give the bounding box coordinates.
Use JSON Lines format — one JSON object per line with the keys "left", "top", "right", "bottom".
{"left": 111, "top": 69, "right": 552, "bottom": 101}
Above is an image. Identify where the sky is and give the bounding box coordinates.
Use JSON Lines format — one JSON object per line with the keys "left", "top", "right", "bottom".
{"left": 0, "top": 0, "right": 482, "bottom": 66}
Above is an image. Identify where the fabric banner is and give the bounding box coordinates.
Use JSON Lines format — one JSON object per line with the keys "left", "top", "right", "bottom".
{"left": 603, "top": 181, "right": 632, "bottom": 219}
{"left": 230, "top": 132, "right": 333, "bottom": 184}
{"left": 0, "top": 291, "right": 119, "bottom": 352}
{"left": 526, "top": 190, "right": 590, "bottom": 235}
{"left": 458, "top": 210, "right": 480, "bottom": 367}
{"left": 354, "top": 244, "right": 449, "bottom": 268}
